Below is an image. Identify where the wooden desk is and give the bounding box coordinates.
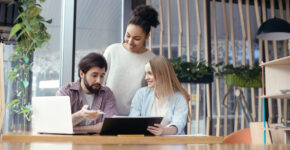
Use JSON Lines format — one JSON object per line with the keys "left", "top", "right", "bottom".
{"left": 0, "top": 143, "right": 289, "bottom": 150}
{"left": 1, "top": 133, "right": 223, "bottom": 144}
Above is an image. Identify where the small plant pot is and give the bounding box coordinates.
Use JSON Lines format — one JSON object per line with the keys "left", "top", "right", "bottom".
{"left": 179, "top": 74, "right": 213, "bottom": 84}
{"left": 225, "top": 74, "right": 262, "bottom": 88}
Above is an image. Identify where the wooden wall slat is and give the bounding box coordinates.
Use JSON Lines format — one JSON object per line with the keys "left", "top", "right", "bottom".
{"left": 246, "top": 0, "right": 256, "bottom": 123}
{"left": 177, "top": 0, "right": 182, "bottom": 57}
{"left": 195, "top": 0, "right": 202, "bottom": 135}
{"left": 262, "top": 0, "right": 269, "bottom": 62}
{"left": 279, "top": 0, "right": 288, "bottom": 57}
{"left": 287, "top": 0, "right": 290, "bottom": 22}
{"left": 229, "top": 0, "right": 239, "bottom": 132}
{"left": 148, "top": 0, "right": 152, "bottom": 51}
{"left": 167, "top": 0, "right": 172, "bottom": 58}
{"left": 270, "top": 0, "right": 282, "bottom": 124}
{"left": 185, "top": 0, "right": 192, "bottom": 135}
{"left": 262, "top": 0, "right": 273, "bottom": 124}
{"left": 285, "top": 0, "right": 290, "bottom": 126}
{"left": 278, "top": 0, "right": 288, "bottom": 125}
{"left": 254, "top": 0, "right": 263, "bottom": 122}
{"left": 0, "top": 43, "right": 5, "bottom": 131}
{"left": 212, "top": 0, "right": 221, "bottom": 136}
{"left": 238, "top": 0, "right": 246, "bottom": 129}
{"left": 270, "top": 0, "right": 278, "bottom": 59}
{"left": 229, "top": 0, "right": 236, "bottom": 67}
{"left": 238, "top": 0, "right": 246, "bottom": 65}
{"left": 221, "top": 0, "right": 229, "bottom": 136}
{"left": 277, "top": 0, "right": 287, "bottom": 124}
{"left": 185, "top": 0, "right": 190, "bottom": 60}
{"left": 203, "top": 0, "right": 211, "bottom": 136}
{"left": 159, "top": 0, "right": 164, "bottom": 55}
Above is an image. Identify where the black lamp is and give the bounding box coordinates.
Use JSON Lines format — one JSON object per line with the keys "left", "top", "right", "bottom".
{"left": 256, "top": 18, "right": 290, "bottom": 40}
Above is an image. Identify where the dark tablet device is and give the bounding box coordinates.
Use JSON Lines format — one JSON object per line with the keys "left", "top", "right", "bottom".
{"left": 100, "top": 116, "right": 163, "bottom": 136}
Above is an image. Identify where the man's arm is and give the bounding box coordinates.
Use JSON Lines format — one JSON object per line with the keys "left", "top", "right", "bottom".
{"left": 73, "top": 122, "right": 103, "bottom": 133}
{"left": 72, "top": 105, "right": 103, "bottom": 126}
{"left": 102, "top": 88, "right": 119, "bottom": 119}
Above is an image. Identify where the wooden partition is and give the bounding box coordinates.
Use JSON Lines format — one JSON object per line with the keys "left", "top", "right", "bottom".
{"left": 147, "top": 0, "right": 289, "bottom": 136}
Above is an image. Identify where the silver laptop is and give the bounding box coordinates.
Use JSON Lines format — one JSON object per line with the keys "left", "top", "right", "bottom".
{"left": 32, "top": 96, "right": 95, "bottom": 135}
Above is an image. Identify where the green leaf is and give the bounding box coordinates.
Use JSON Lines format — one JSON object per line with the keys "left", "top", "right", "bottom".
{"left": 7, "top": 99, "right": 20, "bottom": 108}
{"left": 46, "top": 19, "right": 52, "bottom": 24}
{"left": 8, "top": 1, "right": 15, "bottom": 6}
{"left": 23, "top": 18, "right": 32, "bottom": 30}
{"left": 16, "top": 28, "right": 29, "bottom": 40}
{"left": 13, "top": 65, "right": 20, "bottom": 72}
{"left": 22, "top": 56, "right": 30, "bottom": 64}
{"left": 30, "top": 7, "right": 42, "bottom": 18}
{"left": 23, "top": 1, "right": 28, "bottom": 10}
{"left": 19, "top": 80, "right": 29, "bottom": 89}
{"left": 20, "top": 109, "right": 29, "bottom": 114}
{"left": 9, "top": 24, "right": 23, "bottom": 39}
{"left": 17, "top": 91, "right": 23, "bottom": 97}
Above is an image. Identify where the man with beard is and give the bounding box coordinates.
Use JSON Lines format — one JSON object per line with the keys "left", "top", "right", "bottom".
{"left": 56, "top": 53, "right": 118, "bottom": 133}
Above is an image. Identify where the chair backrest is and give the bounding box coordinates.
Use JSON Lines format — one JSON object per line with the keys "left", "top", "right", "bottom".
{"left": 223, "top": 128, "right": 252, "bottom": 144}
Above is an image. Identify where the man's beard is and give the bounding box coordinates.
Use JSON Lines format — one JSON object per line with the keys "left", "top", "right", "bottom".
{"left": 83, "top": 75, "right": 101, "bottom": 94}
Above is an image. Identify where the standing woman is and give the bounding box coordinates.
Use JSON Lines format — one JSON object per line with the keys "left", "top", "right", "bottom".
{"left": 129, "top": 56, "right": 189, "bottom": 135}
{"left": 103, "top": 5, "right": 159, "bottom": 115}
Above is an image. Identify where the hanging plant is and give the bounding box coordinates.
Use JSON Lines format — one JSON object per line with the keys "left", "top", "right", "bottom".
{"left": 8, "top": 0, "right": 51, "bottom": 121}
{"left": 216, "top": 62, "right": 262, "bottom": 88}
{"left": 170, "top": 57, "right": 261, "bottom": 87}
{"left": 170, "top": 57, "right": 218, "bottom": 83}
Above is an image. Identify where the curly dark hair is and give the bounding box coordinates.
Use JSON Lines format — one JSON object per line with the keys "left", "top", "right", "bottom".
{"left": 128, "top": 5, "right": 160, "bottom": 35}
{"left": 78, "top": 53, "right": 107, "bottom": 78}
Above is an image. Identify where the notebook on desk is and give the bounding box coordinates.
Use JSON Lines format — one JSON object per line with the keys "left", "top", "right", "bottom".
{"left": 100, "top": 116, "right": 163, "bottom": 136}
{"left": 32, "top": 96, "right": 96, "bottom": 135}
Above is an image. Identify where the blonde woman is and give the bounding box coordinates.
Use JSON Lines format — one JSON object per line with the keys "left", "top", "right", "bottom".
{"left": 129, "top": 56, "right": 189, "bottom": 135}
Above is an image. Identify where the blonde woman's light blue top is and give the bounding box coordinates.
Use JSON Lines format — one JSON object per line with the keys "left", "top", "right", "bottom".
{"left": 129, "top": 87, "right": 188, "bottom": 135}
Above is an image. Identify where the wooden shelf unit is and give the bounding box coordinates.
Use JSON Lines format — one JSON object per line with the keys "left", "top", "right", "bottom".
{"left": 260, "top": 56, "right": 290, "bottom": 98}
{"left": 261, "top": 93, "right": 290, "bottom": 99}
{"left": 260, "top": 56, "right": 290, "bottom": 144}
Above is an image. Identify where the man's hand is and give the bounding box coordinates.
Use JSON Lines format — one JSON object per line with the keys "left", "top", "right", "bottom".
{"left": 80, "top": 105, "right": 104, "bottom": 121}
{"left": 147, "top": 124, "right": 164, "bottom": 136}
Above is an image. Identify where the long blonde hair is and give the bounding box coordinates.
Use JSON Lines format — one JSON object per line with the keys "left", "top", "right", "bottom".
{"left": 149, "top": 56, "right": 190, "bottom": 102}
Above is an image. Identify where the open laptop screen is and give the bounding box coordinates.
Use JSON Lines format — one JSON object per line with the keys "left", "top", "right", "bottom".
{"left": 32, "top": 96, "right": 74, "bottom": 134}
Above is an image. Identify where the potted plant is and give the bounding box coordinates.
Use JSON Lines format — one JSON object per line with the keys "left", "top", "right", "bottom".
{"left": 217, "top": 62, "right": 262, "bottom": 88}
{"left": 170, "top": 57, "right": 216, "bottom": 83}
{"left": 170, "top": 57, "right": 261, "bottom": 87}
{"left": 7, "top": 0, "right": 51, "bottom": 123}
